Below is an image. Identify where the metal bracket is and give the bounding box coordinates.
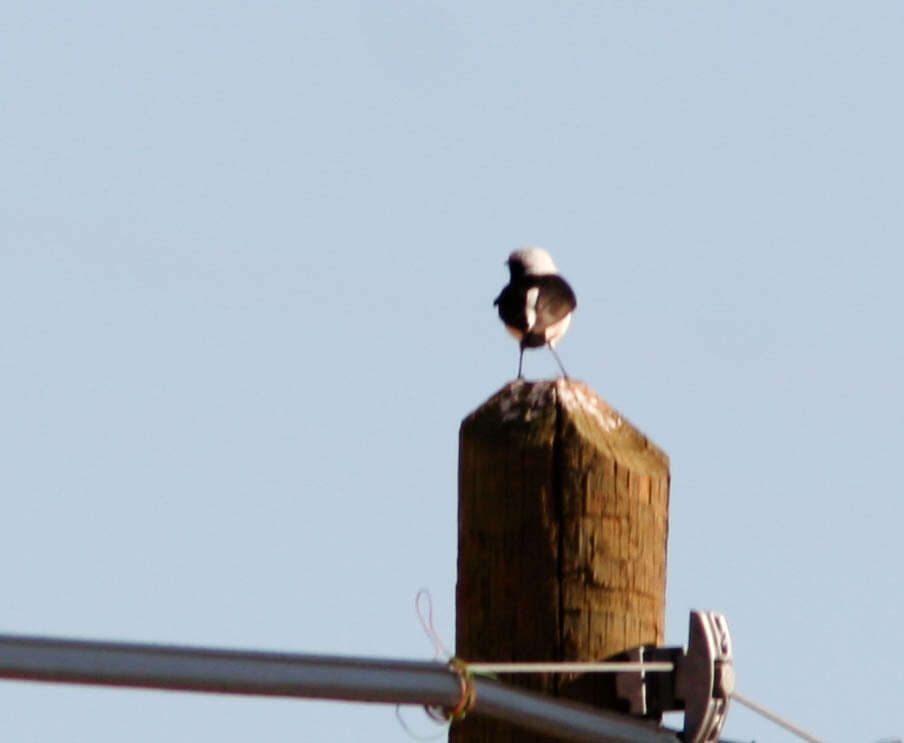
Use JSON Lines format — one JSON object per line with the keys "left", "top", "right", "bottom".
{"left": 615, "top": 611, "right": 734, "bottom": 743}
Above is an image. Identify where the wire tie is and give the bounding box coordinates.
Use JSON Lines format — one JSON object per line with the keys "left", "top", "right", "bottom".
{"left": 445, "top": 657, "right": 476, "bottom": 723}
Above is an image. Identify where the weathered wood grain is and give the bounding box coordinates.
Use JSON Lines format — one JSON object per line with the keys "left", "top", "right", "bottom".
{"left": 452, "top": 380, "right": 669, "bottom": 743}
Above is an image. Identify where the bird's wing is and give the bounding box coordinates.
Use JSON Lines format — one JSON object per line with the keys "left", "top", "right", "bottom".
{"left": 528, "top": 275, "right": 576, "bottom": 335}
{"left": 494, "top": 284, "right": 527, "bottom": 331}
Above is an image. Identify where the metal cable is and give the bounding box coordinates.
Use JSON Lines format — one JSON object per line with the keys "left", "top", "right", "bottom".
{"left": 466, "top": 661, "right": 674, "bottom": 674}
{"left": 731, "top": 691, "right": 828, "bottom": 743}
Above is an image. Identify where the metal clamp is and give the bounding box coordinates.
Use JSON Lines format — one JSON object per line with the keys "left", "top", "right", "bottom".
{"left": 615, "top": 611, "right": 734, "bottom": 743}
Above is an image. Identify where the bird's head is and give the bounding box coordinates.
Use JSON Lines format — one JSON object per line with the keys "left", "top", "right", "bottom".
{"left": 506, "top": 247, "right": 558, "bottom": 280}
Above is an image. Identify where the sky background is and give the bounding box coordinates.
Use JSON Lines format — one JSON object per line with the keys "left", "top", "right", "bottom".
{"left": 2, "top": 1, "right": 902, "bottom": 741}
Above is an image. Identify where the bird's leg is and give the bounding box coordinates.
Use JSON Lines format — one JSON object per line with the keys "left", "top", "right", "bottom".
{"left": 548, "top": 344, "right": 569, "bottom": 380}
{"left": 517, "top": 347, "right": 525, "bottom": 379}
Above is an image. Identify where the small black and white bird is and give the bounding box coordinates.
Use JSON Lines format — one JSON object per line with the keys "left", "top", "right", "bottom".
{"left": 494, "top": 247, "right": 577, "bottom": 379}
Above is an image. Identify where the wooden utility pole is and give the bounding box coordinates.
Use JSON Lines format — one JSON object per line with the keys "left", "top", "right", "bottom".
{"left": 453, "top": 379, "right": 669, "bottom": 743}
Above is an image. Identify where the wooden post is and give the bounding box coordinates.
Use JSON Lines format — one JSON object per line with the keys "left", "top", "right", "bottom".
{"left": 453, "top": 380, "right": 669, "bottom": 742}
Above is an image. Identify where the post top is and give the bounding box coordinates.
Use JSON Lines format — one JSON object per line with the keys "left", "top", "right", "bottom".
{"left": 462, "top": 379, "right": 668, "bottom": 471}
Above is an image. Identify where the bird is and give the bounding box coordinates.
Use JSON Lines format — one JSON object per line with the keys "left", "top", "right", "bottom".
{"left": 494, "top": 247, "right": 576, "bottom": 379}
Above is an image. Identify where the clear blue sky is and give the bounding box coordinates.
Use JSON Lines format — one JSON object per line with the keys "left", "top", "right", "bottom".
{"left": 2, "top": 2, "right": 902, "bottom": 741}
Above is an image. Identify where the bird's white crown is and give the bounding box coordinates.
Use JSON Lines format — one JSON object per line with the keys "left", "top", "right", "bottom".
{"left": 508, "top": 246, "right": 558, "bottom": 276}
